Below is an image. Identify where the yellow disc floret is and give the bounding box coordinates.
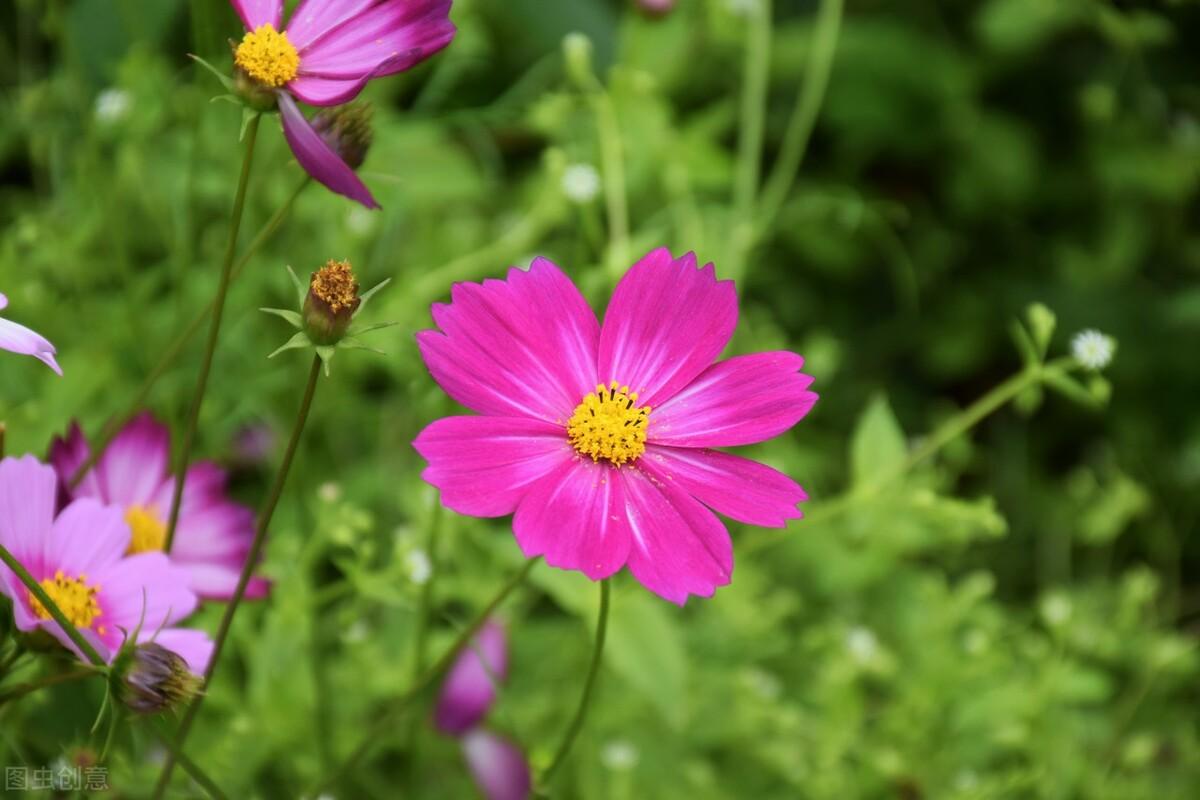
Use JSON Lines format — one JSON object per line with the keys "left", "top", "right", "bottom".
{"left": 234, "top": 24, "right": 300, "bottom": 87}
{"left": 125, "top": 505, "right": 167, "bottom": 555}
{"left": 567, "top": 382, "right": 651, "bottom": 466}
{"left": 311, "top": 259, "right": 359, "bottom": 312}
{"left": 30, "top": 570, "right": 105, "bottom": 633}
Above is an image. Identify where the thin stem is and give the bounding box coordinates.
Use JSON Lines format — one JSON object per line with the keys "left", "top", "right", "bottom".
{"left": 153, "top": 354, "right": 322, "bottom": 798}
{"left": 0, "top": 544, "right": 106, "bottom": 667}
{"left": 306, "top": 558, "right": 540, "bottom": 799}
{"left": 400, "top": 498, "right": 443, "bottom": 787}
{"left": 68, "top": 176, "right": 309, "bottom": 490}
{"left": 593, "top": 90, "right": 629, "bottom": 281}
{"left": 0, "top": 668, "right": 97, "bottom": 707}
{"left": 540, "top": 578, "right": 610, "bottom": 785}
{"left": 729, "top": 0, "right": 772, "bottom": 280}
{"left": 150, "top": 720, "right": 229, "bottom": 800}
{"left": 163, "top": 113, "right": 262, "bottom": 551}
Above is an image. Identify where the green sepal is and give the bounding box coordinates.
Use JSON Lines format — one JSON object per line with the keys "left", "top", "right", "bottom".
{"left": 261, "top": 308, "right": 304, "bottom": 329}
{"left": 239, "top": 108, "right": 260, "bottom": 142}
{"left": 269, "top": 332, "right": 312, "bottom": 359}
{"left": 286, "top": 265, "right": 307, "bottom": 305}
{"left": 338, "top": 338, "right": 385, "bottom": 355}
{"left": 188, "top": 54, "right": 237, "bottom": 92}
{"left": 315, "top": 346, "right": 337, "bottom": 375}
{"left": 346, "top": 320, "right": 397, "bottom": 337}
{"left": 357, "top": 278, "right": 391, "bottom": 312}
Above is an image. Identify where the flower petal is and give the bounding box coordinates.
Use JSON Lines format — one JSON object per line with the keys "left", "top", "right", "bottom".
{"left": 231, "top": 0, "right": 282, "bottom": 31}
{"left": 180, "top": 563, "right": 271, "bottom": 601}
{"left": 296, "top": 0, "right": 455, "bottom": 79}
{"left": 434, "top": 620, "right": 508, "bottom": 735}
{"left": 150, "top": 628, "right": 215, "bottom": 676}
{"left": 648, "top": 351, "right": 816, "bottom": 448}
{"left": 512, "top": 458, "right": 630, "bottom": 580}
{"left": 49, "top": 422, "right": 105, "bottom": 500}
{"left": 0, "top": 292, "right": 7, "bottom": 310}
{"left": 283, "top": 0, "right": 375, "bottom": 50}
{"left": 644, "top": 445, "right": 806, "bottom": 527}
{"left": 598, "top": 249, "right": 737, "bottom": 408}
{"left": 0, "top": 316, "right": 62, "bottom": 375}
{"left": 95, "top": 412, "right": 170, "bottom": 507}
{"left": 43, "top": 498, "right": 130, "bottom": 578}
{"left": 278, "top": 92, "right": 379, "bottom": 208}
{"left": 414, "top": 416, "right": 574, "bottom": 517}
{"left": 0, "top": 455, "right": 58, "bottom": 577}
{"left": 92, "top": 553, "right": 198, "bottom": 644}
{"left": 617, "top": 464, "right": 733, "bottom": 604}
{"left": 461, "top": 729, "right": 532, "bottom": 800}
{"left": 416, "top": 259, "right": 601, "bottom": 423}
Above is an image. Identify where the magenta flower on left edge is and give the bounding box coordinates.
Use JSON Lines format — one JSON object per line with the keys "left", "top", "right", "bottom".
{"left": 50, "top": 413, "right": 270, "bottom": 602}
{"left": 229, "top": 0, "right": 457, "bottom": 208}
{"left": 414, "top": 249, "right": 818, "bottom": 605}
{"left": 0, "top": 291, "right": 61, "bottom": 375}
{"left": 0, "top": 456, "right": 213, "bottom": 674}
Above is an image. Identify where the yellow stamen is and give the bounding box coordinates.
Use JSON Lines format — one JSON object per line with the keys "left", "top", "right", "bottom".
{"left": 234, "top": 24, "right": 300, "bottom": 88}
{"left": 125, "top": 505, "right": 167, "bottom": 555}
{"left": 567, "top": 381, "right": 651, "bottom": 466}
{"left": 30, "top": 570, "right": 104, "bottom": 633}
{"left": 311, "top": 259, "right": 359, "bottom": 312}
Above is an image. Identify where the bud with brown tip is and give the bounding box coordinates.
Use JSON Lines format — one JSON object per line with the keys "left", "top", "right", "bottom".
{"left": 115, "top": 642, "right": 203, "bottom": 715}
{"left": 303, "top": 259, "right": 361, "bottom": 345}
{"left": 311, "top": 102, "right": 374, "bottom": 170}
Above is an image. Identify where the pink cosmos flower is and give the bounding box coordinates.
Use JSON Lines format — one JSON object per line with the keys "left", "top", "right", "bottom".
{"left": 0, "top": 456, "right": 213, "bottom": 673}
{"left": 229, "top": 0, "right": 456, "bottom": 208}
{"left": 50, "top": 413, "right": 269, "bottom": 602}
{"left": 414, "top": 249, "right": 817, "bottom": 604}
{"left": 0, "top": 291, "right": 61, "bottom": 375}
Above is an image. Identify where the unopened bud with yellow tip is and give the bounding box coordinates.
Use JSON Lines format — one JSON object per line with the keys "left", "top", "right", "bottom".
{"left": 114, "top": 642, "right": 203, "bottom": 715}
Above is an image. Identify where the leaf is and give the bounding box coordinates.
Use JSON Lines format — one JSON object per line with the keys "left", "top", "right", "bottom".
{"left": 268, "top": 332, "right": 310, "bottom": 359}
{"left": 285, "top": 265, "right": 307, "bottom": 305}
{"left": 850, "top": 394, "right": 907, "bottom": 488}
{"left": 260, "top": 308, "right": 303, "bottom": 328}
{"left": 188, "top": 53, "right": 237, "bottom": 92}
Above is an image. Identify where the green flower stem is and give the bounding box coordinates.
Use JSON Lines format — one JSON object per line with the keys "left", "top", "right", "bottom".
{"left": 539, "top": 578, "right": 610, "bottom": 785}
{"left": 728, "top": 0, "right": 772, "bottom": 282}
{"left": 0, "top": 667, "right": 97, "bottom": 707}
{"left": 0, "top": 543, "right": 106, "bottom": 668}
{"left": 593, "top": 89, "right": 630, "bottom": 282}
{"left": 150, "top": 719, "right": 229, "bottom": 800}
{"left": 306, "top": 557, "right": 541, "bottom": 800}
{"left": 68, "top": 176, "right": 310, "bottom": 491}
{"left": 163, "top": 112, "right": 263, "bottom": 552}
{"left": 153, "top": 354, "right": 322, "bottom": 799}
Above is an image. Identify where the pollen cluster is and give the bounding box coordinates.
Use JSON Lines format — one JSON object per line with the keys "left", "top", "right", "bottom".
{"left": 234, "top": 24, "right": 300, "bottom": 87}
{"left": 30, "top": 570, "right": 105, "bottom": 633}
{"left": 311, "top": 260, "right": 359, "bottom": 312}
{"left": 567, "top": 382, "right": 651, "bottom": 466}
{"left": 125, "top": 505, "right": 167, "bottom": 555}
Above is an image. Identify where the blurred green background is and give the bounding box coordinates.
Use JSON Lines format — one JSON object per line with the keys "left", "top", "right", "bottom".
{"left": 1, "top": 0, "right": 1199, "bottom": 797}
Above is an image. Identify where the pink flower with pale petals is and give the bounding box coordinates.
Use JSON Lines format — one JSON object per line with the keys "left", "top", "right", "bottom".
{"left": 229, "top": 0, "right": 456, "bottom": 208}
{"left": 49, "top": 413, "right": 269, "bottom": 602}
{"left": 0, "top": 456, "right": 213, "bottom": 673}
{"left": 0, "top": 291, "right": 61, "bottom": 375}
{"left": 414, "top": 249, "right": 818, "bottom": 604}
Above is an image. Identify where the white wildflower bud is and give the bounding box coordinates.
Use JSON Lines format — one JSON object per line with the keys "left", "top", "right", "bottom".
{"left": 1071, "top": 329, "right": 1115, "bottom": 371}
{"left": 562, "top": 164, "right": 601, "bottom": 204}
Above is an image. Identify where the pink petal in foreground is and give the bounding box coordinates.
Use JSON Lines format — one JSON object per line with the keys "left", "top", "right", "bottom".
{"left": 283, "top": 0, "right": 375, "bottom": 50}
{"left": 644, "top": 445, "right": 806, "bottom": 527}
{"left": 278, "top": 92, "right": 379, "bottom": 208}
{"left": 414, "top": 416, "right": 574, "bottom": 517}
{"left": 513, "top": 458, "right": 631, "bottom": 581}
{"left": 461, "top": 729, "right": 532, "bottom": 800}
{"left": 0, "top": 315, "right": 62, "bottom": 375}
{"left": 43, "top": 499, "right": 130, "bottom": 579}
{"left": 649, "top": 351, "right": 816, "bottom": 448}
{"left": 297, "top": 0, "right": 455, "bottom": 79}
{"left": 598, "top": 249, "right": 737, "bottom": 408}
{"left": 434, "top": 620, "right": 508, "bottom": 735}
{"left": 231, "top": 0, "right": 282, "bottom": 31}
{"left": 0, "top": 455, "right": 59, "bottom": 574}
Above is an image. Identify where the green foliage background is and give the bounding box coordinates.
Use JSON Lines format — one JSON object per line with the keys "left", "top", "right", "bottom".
{"left": 1, "top": 0, "right": 1198, "bottom": 797}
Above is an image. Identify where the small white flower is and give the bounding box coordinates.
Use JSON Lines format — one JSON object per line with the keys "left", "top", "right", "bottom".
{"left": 95, "top": 88, "right": 131, "bottom": 124}
{"left": 405, "top": 549, "right": 433, "bottom": 585}
{"left": 561, "top": 163, "right": 600, "bottom": 204}
{"left": 601, "top": 739, "right": 639, "bottom": 771}
{"left": 1071, "top": 329, "right": 1114, "bottom": 370}
{"left": 845, "top": 626, "right": 878, "bottom": 665}
{"left": 318, "top": 482, "right": 342, "bottom": 503}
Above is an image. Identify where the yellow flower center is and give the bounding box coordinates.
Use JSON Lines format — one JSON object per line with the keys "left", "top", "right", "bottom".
{"left": 30, "top": 570, "right": 105, "bottom": 634}
{"left": 567, "top": 382, "right": 651, "bottom": 466}
{"left": 234, "top": 24, "right": 300, "bottom": 87}
{"left": 125, "top": 505, "right": 167, "bottom": 555}
{"left": 311, "top": 259, "right": 359, "bottom": 312}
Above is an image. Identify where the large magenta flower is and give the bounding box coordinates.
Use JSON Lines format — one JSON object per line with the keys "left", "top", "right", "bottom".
{"left": 229, "top": 0, "right": 456, "bottom": 208}
{"left": 0, "top": 456, "right": 212, "bottom": 673}
{"left": 0, "top": 291, "right": 61, "bottom": 375}
{"left": 414, "top": 249, "right": 818, "bottom": 604}
{"left": 50, "top": 414, "right": 269, "bottom": 602}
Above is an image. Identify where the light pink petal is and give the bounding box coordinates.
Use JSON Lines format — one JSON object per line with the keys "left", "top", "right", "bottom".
{"left": 179, "top": 563, "right": 271, "bottom": 601}
{"left": 0, "top": 292, "right": 7, "bottom": 310}
{"left": 284, "top": 0, "right": 375, "bottom": 50}
{"left": 96, "top": 412, "right": 171, "bottom": 507}
{"left": 512, "top": 459, "right": 630, "bottom": 580}
{"left": 434, "top": 620, "right": 508, "bottom": 735}
{"left": 92, "top": 553, "right": 198, "bottom": 642}
{"left": 461, "top": 730, "right": 532, "bottom": 800}
{"left": 296, "top": 0, "right": 455, "bottom": 79}
{"left": 168, "top": 503, "right": 256, "bottom": 560}
{"left": 44, "top": 499, "right": 130, "bottom": 578}
{"left": 0, "top": 455, "right": 58, "bottom": 574}
{"left": 417, "top": 259, "right": 601, "bottom": 423}
{"left": 147, "top": 461, "right": 230, "bottom": 516}
{"left": 617, "top": 464, "right": 733, "bottom": 605}
{"left": 231, "top": 0, "right": 282, "bottom": 30}
{"left": 149, "top": 628, "right": 215, "bottom": 676}
{"left": 649, "top": 351, "right": 817, "bottom": 448}
{"left": 0, "top": 315, "right": 62, "bottom": 375}
{"left": 598, "top": 249, "right": 737, "bottom": 408}
{"left": 49, "top": 422, "right": 105, "bottom": 500}
{"left": 644, "top": 445, "right": 806, "bottom": 527}
{"left": 413, "top": 416, "right": 574, "bottom": 517}
{"left": 278, "top": 91, "right": 379, "bottom": 208}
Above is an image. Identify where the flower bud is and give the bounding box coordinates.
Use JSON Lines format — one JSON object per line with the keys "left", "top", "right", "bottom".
{"left": 116, "top": 642, "right": 203, "bottom": 715}
{"left": 637, "top": 0, "right": 676, "bottom": 17}
{"left": 303, "top": 260, "right": 362, "bottom": 345}
{"left": 311, "top": 102, "right": 375, "bottom": 170}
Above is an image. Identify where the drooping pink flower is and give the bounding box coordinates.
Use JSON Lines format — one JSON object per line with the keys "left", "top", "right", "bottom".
{"left": 434, "top": 620, "right": 508, "bottom": 736}
{"left": 50, "top": 413, "right": 269, "bottom": 602}
{"left": 414, "top": 249, "right": 817, "bottom": 604}
{"left": 0, "top": 291, "right": 61, "bottom": 375}
{"left": 0, "top": 456, "right": 213, "bottom": 673}
{"left": 229, "top": 0, "right": 456, "bottom": 208}
{"left": 461, "top": 729, "right": 532, "bottom": 800}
